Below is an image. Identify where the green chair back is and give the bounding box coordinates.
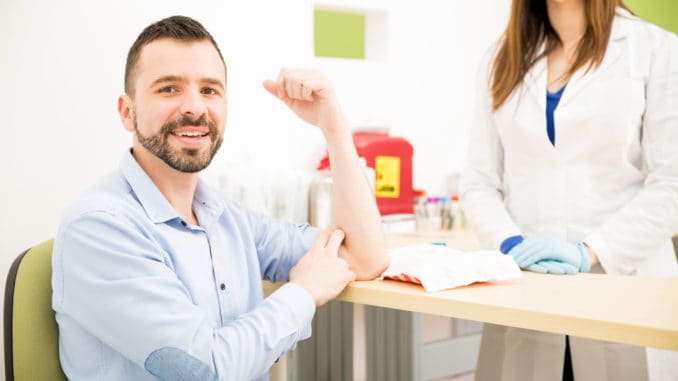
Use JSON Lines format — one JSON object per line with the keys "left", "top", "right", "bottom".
{"left": 4, "top": 240, "right": 66, "bottom": 381}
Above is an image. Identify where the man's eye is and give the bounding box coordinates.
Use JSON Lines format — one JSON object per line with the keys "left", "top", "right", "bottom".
{"left": 202, "top": 88, "right": 217, "bottom": 95}
{"left": 159, "top": 86, "right": 176, "bottom": 93}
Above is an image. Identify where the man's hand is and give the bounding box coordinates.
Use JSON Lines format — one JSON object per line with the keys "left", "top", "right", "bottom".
{"left": 263, "top": 68, "right": 345, "bottom": 135}
{"left": 290, "top": 229, "right": 356, "bottom": 306}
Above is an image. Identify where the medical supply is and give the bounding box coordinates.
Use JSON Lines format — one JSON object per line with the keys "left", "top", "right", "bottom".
{"left": 357, "top": 131, "right": 413, "bottom": 215}
{"left": 413, "top": 189, "right": 428, "bottom": 230}
{"left": 382, "top": 244, "right": 522, "bottom": 292}
{"left": 450, "top": 195, "right": 465, "bottom": 230}
{"left": 423, "top": 196, "right": 442, "bottom": 231}
{"left": 309, "top": 158, "right": 376, "bottom": 229}
{"left": 308, "top": 170, "right": 334, "bottom": 229}
{"left": 413, "top": 189, "right": 427, "bottom": 205}
{"left": 413, "top": 193, "right": 463, "bottom": 231}
{"left": 317, "top": 130, "right": 414, "bottom": 215}
{"left": 217, "top": 164, "right": 311, "bottom": 223}
{"left": 381, "top": 213, "right": 417, "bottom": 234}
{"left": 440, "top": 196, "right": 453, "bottom": 230}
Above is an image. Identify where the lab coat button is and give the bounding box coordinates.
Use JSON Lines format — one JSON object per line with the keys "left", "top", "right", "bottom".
{"left": 220, "top": 283, "right": 226, "bottom": 291}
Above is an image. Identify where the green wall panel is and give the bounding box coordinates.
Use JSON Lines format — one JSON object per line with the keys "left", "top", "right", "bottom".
{"left": 314, "top": 9, "right": 365, "bottom": 59}
{"left": 625, "top": 0, "right": 678, "bottom": 34}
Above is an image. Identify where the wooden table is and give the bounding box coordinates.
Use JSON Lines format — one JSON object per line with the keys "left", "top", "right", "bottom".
{"left": 265, "top": 230, "right": 678, "bottom": 351}
{"left": 327, "top": 273, "right": 678, "bottom": 351}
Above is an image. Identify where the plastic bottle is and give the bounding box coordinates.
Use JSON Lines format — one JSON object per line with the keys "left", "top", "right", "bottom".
{"left": 451, "top": 195, "right": 465, "bottom": 230}
{"left": 425, "top": 196, "right": 442, "bottom": 232}
{"left": 440, "top": 196, "right": 453, "bottom": 230}
{"left": 308, "top": 170, "right": 333, "bottom": 229}
{"left": 413, "top": 189, "right": 427, "bottom": 231}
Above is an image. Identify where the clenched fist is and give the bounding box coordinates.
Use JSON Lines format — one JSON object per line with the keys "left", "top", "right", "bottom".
{"left": 263, "top": 68, "right": 346, "bottom": 135}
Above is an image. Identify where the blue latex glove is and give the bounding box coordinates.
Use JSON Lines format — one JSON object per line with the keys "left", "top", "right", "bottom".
{"left": 525, "top": 260, "right": 579, "bottom": 275}
{"left": 508, "top": 236, "right": 591, "bottom": 273}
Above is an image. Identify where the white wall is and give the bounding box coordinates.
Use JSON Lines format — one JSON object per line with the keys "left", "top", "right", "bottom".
{"left": 0, "top": 0, "right": 509, "bottom": 374}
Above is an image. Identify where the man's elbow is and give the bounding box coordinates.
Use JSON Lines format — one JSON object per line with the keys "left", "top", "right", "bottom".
{"left": 144, "top": 347, "right": 218, "bottom": 381}
{"left": 353, "top": 249, "right": 390, "bottom": 280}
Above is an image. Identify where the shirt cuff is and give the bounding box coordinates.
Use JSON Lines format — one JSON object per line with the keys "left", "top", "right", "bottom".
{"left": 576, "top": 243, "right": 591, "bottom": 273}
{"left": 269, "top": 282, "right": 316, "bottom": 339}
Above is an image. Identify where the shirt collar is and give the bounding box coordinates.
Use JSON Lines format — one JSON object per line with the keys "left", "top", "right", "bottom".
{"left": 119, "top": 150, "right": 225, "bottom": 225}
{"left": 193, "top": 178, "right": 226, "bottom": 226}
{"left": 119, "top": 150, "right": 180, "bottom": 224}
{"left": 611, "top": 7, "right": 634, "bottom": 41}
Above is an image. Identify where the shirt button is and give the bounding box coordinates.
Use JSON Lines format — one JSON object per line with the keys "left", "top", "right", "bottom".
{"left": 220, "top": 283, "right": 226, "bottom": 291}
{"left": 181, "top": 221, "right": 187, "bottom": 227}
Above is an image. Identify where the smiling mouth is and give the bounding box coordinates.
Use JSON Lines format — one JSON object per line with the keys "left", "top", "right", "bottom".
{"left": 172, "top": 131, "right": 209, "bottom": 137}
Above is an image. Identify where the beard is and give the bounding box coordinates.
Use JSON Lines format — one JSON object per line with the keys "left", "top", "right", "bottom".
{"left": 134, "top": 114, "right": 223, "bottom": 173}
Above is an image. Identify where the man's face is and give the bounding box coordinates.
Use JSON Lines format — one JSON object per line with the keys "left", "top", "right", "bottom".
{"left": 122, "top": 38, "right": 227, "bottom": 173}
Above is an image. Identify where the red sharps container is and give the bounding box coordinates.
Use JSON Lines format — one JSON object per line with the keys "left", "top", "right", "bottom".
{"left": 317, "top": 131, "right": 414, "bottom": 216}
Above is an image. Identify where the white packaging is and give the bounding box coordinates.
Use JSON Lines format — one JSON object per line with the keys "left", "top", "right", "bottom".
{"left": 381, "top": 244, "right": 523, "bottom": 292}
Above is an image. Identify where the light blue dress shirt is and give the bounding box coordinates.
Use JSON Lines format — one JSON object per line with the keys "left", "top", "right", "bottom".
{"left": 52, "top": 150, "right": 319, "bottom": 380}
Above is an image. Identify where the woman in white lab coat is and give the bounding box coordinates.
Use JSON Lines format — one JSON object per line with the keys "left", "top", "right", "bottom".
{"left": 460, "top": 0, "right": 678, "bottom": 380}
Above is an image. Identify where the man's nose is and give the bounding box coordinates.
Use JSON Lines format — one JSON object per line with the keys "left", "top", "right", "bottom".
{"left": 179, "top": 90, "right": 207, "bottom": 117}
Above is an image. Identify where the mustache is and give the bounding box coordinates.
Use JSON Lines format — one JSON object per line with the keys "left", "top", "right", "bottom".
{"left": 160, "top": 115, "right": 218, "bottom": 136}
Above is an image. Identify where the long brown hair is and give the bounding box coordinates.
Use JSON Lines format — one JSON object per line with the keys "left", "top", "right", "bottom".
{"left": 490, "top": 0, "right": 629, "bottom": 110}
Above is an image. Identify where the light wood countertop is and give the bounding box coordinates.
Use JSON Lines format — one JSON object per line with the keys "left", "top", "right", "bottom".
{"left": 265, "top": 230, "right": 678, "bottom": 350}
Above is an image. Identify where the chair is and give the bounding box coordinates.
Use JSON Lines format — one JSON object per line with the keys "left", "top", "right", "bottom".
{"left": 4, "top": 240, "right": 66, "bottom": 381}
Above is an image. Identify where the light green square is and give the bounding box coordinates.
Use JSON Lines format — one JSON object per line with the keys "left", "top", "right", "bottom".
{"left": 314, "top": 9, "right": 366, "bottom": 59}
{"left": 625, "top": 0, "right": 678, "bottom": 34}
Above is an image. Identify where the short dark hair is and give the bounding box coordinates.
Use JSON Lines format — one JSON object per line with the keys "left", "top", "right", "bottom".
{"left": 124, "top": 15, "right": 226, "bottom": 95}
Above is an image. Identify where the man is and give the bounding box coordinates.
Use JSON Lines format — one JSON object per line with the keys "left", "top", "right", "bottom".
{"left": 52, "top": 15, "right": 388, "bottom": 380}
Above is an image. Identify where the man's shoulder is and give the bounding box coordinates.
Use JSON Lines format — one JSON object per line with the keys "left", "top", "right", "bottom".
{"left": 59, "top": 170, "right": 143, "bottom": 230}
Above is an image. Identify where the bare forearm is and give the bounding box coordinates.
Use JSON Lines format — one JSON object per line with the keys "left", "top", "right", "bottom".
{"left": 323, "top": 120, "right": 389, "bottom": 279}
{"left": 263, "top": 69, "right": 389, "bottom": 278}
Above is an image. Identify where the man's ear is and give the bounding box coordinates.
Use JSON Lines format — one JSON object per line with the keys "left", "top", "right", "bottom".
{"left": 118, "top": 94, "right": 135, "bottom": 132}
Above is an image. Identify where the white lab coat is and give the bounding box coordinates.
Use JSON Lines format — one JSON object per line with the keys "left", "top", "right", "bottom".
{"left": 460, "top": 8, "right": 678, "bottom": 381}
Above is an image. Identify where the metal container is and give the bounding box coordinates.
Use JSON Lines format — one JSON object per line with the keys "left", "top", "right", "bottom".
{"left": 308, "top": 170, "right": 334, "bottom": 229}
